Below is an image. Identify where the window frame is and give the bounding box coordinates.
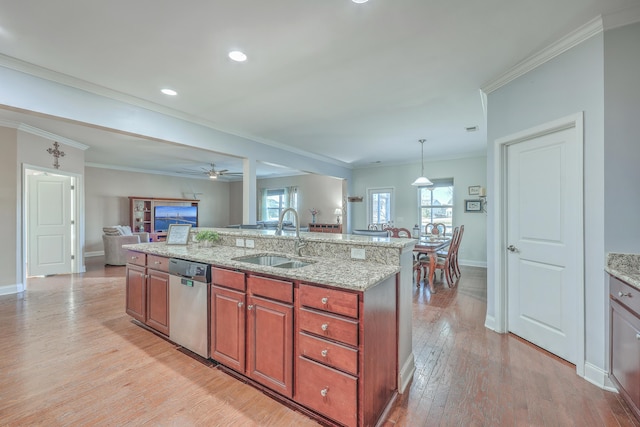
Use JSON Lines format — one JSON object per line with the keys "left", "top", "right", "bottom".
{"left": 417, "top": 179, "right": 454, "bottom": 234}
{"left": 367, "top": 187, "right": 394, "bottom": 228}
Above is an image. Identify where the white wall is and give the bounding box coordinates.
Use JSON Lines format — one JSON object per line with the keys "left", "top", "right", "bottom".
{"left": 486, "top": 34, "right": 606, "bottom": 371}
{"left": 351, "top": 156, "right": 487, "bottom": 266}
{"left": 0, "top": 127, "right": 18, "bottom": 292}
{"left": 604, "top": 22, "right": 640, "bottom": 253}
{"left": 228, "top": 174, "right": 344, "bottom": 226}
{"left": 85, "top": 167, "right": 231, "bottom": 252}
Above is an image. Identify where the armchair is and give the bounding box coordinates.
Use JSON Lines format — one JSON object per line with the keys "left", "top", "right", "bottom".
{"left": 103, "top": 232, "right": 149, "bottom": 266}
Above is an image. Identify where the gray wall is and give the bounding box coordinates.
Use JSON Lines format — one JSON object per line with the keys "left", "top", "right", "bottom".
{"left": 0, "top": 127, "right": 18, "bottom": 290}
{"left": 486, "top": 34, "right": 606, "bottom": 370}
{"left": 604, "top": 22, "right": 640, "bottom": 253}
{"left": 352, "top": 156, "right": 487, "bottom": 266}
{"left": 85, "top": 167, "right": 231, "bottom": 253}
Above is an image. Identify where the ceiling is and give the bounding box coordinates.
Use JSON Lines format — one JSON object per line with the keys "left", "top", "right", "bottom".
{"left": 0, "top": 0, "right": 637, "bottom": 179}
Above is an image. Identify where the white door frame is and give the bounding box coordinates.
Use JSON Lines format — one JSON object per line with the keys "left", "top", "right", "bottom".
{"left": 491, "top": 112, "right": 585, "bottom": 377}
{"left": 22, "top": 164, "right": 85, "bottom": 285}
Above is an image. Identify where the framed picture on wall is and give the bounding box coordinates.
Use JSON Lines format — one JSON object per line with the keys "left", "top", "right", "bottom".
{"left": 464, "top": 199, "right": 482, "bottom": 213}
{"left": 468, "top": 185, "right": 481, "bottom": 196}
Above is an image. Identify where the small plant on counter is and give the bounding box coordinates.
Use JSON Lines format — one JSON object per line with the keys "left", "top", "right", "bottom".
{"left": 194, "top": 230, "right": 220, "bottom": 245}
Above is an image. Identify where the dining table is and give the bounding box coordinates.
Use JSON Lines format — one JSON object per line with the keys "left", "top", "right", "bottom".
{"left": 414, "top": 235, "right": 451, "bottom": 293}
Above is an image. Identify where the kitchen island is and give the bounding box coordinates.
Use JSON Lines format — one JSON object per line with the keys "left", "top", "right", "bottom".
{"left": 124, "top": 228, "right": 416, "bottom": 427}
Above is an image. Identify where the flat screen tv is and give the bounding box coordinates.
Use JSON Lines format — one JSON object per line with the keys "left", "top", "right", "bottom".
{"left": 154, "top": 205, "right": 198, "bottom": 232}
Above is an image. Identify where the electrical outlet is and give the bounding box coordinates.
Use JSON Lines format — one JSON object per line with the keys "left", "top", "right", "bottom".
{"left": 245, "top": 239, "right": 255, "bottom": 248}
{"left": 235, "top": 238, "right": 245, "bottom": 247}
{"left": 350, "top": 248, "right": 366, "bottom": 260}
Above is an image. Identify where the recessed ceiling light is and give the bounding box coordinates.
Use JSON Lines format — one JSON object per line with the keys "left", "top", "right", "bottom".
{"left": 228, "top": 51, "right": 247, "bottom": 62}
{"left": 352, "top": 0, "right": 369, "bottom": 3}
{"left": 161, "top": 88, "right": 177, "bottom": 96}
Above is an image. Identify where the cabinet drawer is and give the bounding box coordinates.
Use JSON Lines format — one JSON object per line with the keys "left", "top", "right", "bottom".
{"left": 298, "top": 308, "right": 358, "bottom": 347}
{"left": 299, "top": 283, "right": 358, "bottom": 319}
{"left": 127, "top": 251, "right": 146, "bottom": 267}
{"left": 147, "top": 254, "right": 169, "bottom": 272}
{"left": 212, "top": 267, "right": 245, "bottom": 291}
{"left": 611, "top": 276, "right": 640, "bottom": 315}
{"left": 296, "top": 357, "right": 357, "bottom": 427}
{"left": 299, "top": 332, "right": 358, "bottom": 376}
{"left": 248, "top": 275, "right": 293, "bottom": 303}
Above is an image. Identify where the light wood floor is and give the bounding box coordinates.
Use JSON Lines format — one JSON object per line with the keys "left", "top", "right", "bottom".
{"left": 0, "top": 259, "right": 637, "bottom": 426}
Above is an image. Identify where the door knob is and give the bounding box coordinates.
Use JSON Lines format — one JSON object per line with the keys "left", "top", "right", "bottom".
{"left": 507, "top": 245, "right": 519, "bottom": 253}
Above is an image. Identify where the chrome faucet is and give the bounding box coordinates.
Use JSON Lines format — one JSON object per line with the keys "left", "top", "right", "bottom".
{"left": 275, "top": 207, "right": 306, "bottom": 256}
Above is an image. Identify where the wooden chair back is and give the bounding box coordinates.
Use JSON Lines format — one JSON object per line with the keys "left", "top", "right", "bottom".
{"left": 384, "top": 227, "right": 412, "bottom": 238}
{"left": 425, "top": 222, "right": 446, "bottom": 236}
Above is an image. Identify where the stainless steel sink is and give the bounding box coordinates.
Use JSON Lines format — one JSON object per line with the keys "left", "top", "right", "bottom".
{"left": 232, "top": 254, "right": 292, "bottom": 266}
{"left": 232, "top": 254, "right": 314, "bottom": 269}
{"left": 273, "top": 260, "right": 313, "bottom": 269}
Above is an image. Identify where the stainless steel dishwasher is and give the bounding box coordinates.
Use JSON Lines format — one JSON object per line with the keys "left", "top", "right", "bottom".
{"left": 168, "top": 258, "right": 211, "bottom": 358}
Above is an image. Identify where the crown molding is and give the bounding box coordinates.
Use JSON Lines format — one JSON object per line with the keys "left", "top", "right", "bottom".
{"left": 0, "top": 53, "right": 350, "bottom": 169}
{"left": 481, "top": 16, "right": 603, "bottom": 94}
{"left": 0, "top": 118, "right": 88, "bottom": 150}
{"left": 603, "top": 5, "right": 640, "bottom": 30}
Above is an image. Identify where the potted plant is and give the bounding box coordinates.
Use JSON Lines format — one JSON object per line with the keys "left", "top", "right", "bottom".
{"left": 194, "top": 230, "right": 220, "bottom": 247}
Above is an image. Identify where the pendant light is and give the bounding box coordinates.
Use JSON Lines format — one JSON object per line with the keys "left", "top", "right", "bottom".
{"left": 411, "top": 139, "right": 433, "bottom": 186}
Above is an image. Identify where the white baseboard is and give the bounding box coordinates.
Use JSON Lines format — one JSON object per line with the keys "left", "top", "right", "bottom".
{"left": 0, "top": 283, "right": 24, "bottom": 295}
{"left": 398, "top": 353, "right": 416, "bottom": 394}
{"left": 584, "top": 361, "right": 617, "bottom": 392}
{"left": 85, "top": 251, "right": 105, "bottom": 258}
{"left": 460, "top": 259, "right": 487, "bottom": 268}
{"left": 484, "top": 314, "right": 496, "bottom": 331}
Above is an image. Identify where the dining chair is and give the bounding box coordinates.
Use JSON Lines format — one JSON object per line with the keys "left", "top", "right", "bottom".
{"left": 367, "top": 224, "right": 379, "bottom": 230}
{"left": 384, "top": 227, "right": 412, "bottom": 238}
{"left": 451, "top": 224, "right": 464, "bottom": 279}
{"left": 424, "top": 222, "right": 446, "bottom": 236}
{"left": 420, "top": 226, "right": 460, "bottom": 287}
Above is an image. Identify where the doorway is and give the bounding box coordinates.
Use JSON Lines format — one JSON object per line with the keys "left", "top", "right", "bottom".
{"left": 24, "top": 166, "right": 81, "bottom": 280}
{"left": 492, "top": 113, "right": 584, "bottom": 373}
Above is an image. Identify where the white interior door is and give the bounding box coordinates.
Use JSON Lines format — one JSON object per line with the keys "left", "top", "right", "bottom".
{"left": 506, "top": 126, "right": 581, "bottom": 363}
{"left": 27, "top": 174, "right": 72, "bottom": 276}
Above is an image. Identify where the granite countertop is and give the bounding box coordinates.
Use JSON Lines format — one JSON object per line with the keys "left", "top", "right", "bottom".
{"left": 123, "top": 242, "right": 400, "bottom": 292}
{"left": 606, "top": 253, "right": 640, "bottom": 290}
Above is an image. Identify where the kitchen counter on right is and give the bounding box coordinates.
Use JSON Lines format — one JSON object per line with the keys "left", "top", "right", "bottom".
{"left": 605, "top": 253, "right": 640, "bottom": 290}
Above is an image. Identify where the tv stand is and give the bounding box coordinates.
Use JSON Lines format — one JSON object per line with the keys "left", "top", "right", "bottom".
{"left": 129, "top": 197, "right": 199, "bottom": 238}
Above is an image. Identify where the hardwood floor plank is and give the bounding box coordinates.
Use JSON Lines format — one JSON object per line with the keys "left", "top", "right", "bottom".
{"left": 0, "top": 260, "right": 638, "bottom": 426}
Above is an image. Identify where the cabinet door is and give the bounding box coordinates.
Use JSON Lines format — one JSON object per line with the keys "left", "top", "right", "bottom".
{"left": 146, "top": 269, "right": 170, "bottom": 335}
{"left": 211, "top": 285, "right": 246, "bottom": 372}
{"left": 247, "top": 295, "right": 293, "bottom": 398}
{"left": 611, "top": 300, "right": 640, "bottom": 410}
{"left": 125, "top": 265, "right": 146, "bottom": 322}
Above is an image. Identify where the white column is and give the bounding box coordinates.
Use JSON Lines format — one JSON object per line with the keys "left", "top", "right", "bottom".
{"left": 242, "top": 158, "right": 257, "bottom": 224}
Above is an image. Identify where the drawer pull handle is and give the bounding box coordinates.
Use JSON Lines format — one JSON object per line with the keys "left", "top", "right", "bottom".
{"left": 247, "top": 304, "right": 254, "bottom": 311}
{"left": 131, "top": 256, "right": 138, "bottom": 260}
{"left": 321, "top": 297, "right": 328, "bottom": 304}
{"left": 619, "top": 291, "right": 631, "bottom": 298}
{"left": 320, "top": 388, "right": 328, "bottom": 397}
{"left": 321, "top": 323, "right": 329, "bottom": 331}
{"left": 238, "top": 302, "right": 244, "bottom": 308}
{"left": 321, "top": 349, "right": 328, "bottom": 357}
{"left": 154, "top": 261, "right": 161, "bottom": 265}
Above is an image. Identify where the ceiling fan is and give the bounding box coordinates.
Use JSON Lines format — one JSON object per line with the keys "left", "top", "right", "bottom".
{"left": 183, "top": 163, "right": 242, "bottom": 180}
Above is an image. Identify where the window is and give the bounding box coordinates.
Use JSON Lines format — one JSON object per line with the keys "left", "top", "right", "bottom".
{"left": 418, "top": 179, "right": 453, "bottom": 234}
{"left": 265, "top": 189, "right": 285, "bottom": 221}
{"left": 368, "top": 187, "right": 393, "bottom": 227}
{"left": 260, "top": 187, "right": 298, "bottom": 221}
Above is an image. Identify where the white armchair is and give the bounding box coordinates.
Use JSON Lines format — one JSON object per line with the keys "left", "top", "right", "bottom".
{"left": 102, "top": 230, "right": 149, "bottom": 266}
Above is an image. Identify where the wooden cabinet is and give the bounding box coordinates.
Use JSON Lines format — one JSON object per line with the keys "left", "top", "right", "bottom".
{"left": 129, "top": 197, "right": 199, "bottom": 240}
{"left": 295, "top": 277, "right": 397, "bottom": 427}
{"left": 125, "top": 252, "right": 169, "bottom": 336}
{"left": 610, "top": 276, "right": 640, "bottom": 420}
{"left": 125, "top": 264, "right": 146, "bottom": 323}
{"left": 246, "top": 275, "right": 294, "bottom": 398}
{"left": 309, "top": 223, "right": 342, "bottom": 233}
{"left": 210, "top": 267, "right": 246, "bottom": 372}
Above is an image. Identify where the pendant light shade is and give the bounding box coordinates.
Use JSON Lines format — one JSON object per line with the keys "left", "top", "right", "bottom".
{"left": 411, "top": 139, "right": 433, "bottom": 186}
